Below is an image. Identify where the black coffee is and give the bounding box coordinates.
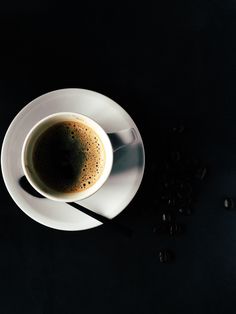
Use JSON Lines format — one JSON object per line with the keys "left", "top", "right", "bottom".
{"left": 32, "top": 121, "right": 105, "bottom": 193}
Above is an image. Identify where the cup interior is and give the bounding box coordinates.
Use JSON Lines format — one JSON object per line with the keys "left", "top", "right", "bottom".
{"left": 21, "top": 112, "right": 113, "bottom": 202}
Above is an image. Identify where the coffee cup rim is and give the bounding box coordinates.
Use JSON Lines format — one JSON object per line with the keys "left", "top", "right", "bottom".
{"left": 21, "top": 112, "right": 113, "bottom": 202}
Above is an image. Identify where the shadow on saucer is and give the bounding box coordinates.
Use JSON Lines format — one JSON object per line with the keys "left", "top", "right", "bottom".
{"left": 111, "top": 143, "right": 144, "bottom": 175}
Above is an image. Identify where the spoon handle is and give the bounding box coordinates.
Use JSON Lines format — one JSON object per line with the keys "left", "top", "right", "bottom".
{"left": 68, "top": 202, "right": 133, "bottom": 237}
{"left": 19, "top": 176, "right": 133, "bottom": 237}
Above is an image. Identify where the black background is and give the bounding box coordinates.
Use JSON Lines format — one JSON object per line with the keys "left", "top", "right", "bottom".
{"left": 1, "top": 1, "right": 236, "bottom": 313}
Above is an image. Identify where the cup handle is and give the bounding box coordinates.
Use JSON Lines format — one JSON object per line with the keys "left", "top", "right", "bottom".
{"left": 108, "top": 128, "right": 137, "bottom": 152}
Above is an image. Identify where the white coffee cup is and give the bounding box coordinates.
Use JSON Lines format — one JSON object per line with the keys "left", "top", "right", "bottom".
{"left": 21, "top": 112, "right": 114, "bottom": 202}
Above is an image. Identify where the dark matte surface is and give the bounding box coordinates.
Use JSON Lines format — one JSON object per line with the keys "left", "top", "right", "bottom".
{"left": 1, "top": 1, "right": 236, "bottom": 313}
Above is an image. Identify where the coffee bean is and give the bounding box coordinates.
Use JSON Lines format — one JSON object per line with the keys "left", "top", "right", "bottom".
{"left": 195, "top": 167, "right": 207, "bottom": 180}
{"left": 176, "top": 191, "right": 184, "bottom": 200}
{"left": 169, "top": 126, "right": 185, "bottom": 135}
{"left": 162, "top": 182, "right": 169, "bottom": 189}
{"left": 160, "top": 191, "right": 171, "bottom": 201}
{"left": 169, "top": 223, "right": 183, "bottom": 236}
{"left": 159, "top": 250, "right": 174, "bottom": 263}
{"left": 178, "top": 207, "right": 192, "bottom": 216}
{"left": 224, "top": 197, "right": 234, "bottom": 209}
{"left": 162, "top": 212, "right": 173, "bottom": 222}
{"left": 178, "top": 208, "right": 184, "bottom": 214}
{"left": 167, "top": 197, "right": 176, "bottom": 207}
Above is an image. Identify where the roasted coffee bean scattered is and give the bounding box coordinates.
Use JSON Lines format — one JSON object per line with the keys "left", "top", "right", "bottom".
{"left": 169, "top": 223, "right": 183, "bottom": 236}
{"left": 176, "top": 191, "right": 184, "bottom": 200}
{"left": 153, "top": 124, "right": 207, "bottom": 262}
{"left": 159, "top": 250, "right": 174, "bottom": 263}
{"left": 178, "top": 207, "right": 192, "bottom": 216}
{"left": 224, "top": 197, "right": 234, "bottom": 209}
{"left": 160, "top": 191, "right": 171, "bottom": 201}
{"left": 167, "top": 197, "right": 176, "bottom": 208}
{"left": 162, "top": 213, "right": 172, "bottom": 222}
{"left": 169, "top": 125, "right": 185, "bottom": 134}
{"left": 195, "top": 167, "right": 207, "bottom": 180}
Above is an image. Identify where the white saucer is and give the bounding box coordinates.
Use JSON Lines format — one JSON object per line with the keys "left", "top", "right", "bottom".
{"left": 1, "top": 89, "right": 145, "bottom": 231}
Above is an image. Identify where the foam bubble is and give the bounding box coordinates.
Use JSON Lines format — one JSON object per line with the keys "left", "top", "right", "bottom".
{"left": 57, "top": 120, "right": 106, "bottom": 193}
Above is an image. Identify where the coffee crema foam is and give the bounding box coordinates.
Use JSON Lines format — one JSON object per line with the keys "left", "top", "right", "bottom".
{"left": 32, "top": 120, "right": 106, "bottom": 193}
